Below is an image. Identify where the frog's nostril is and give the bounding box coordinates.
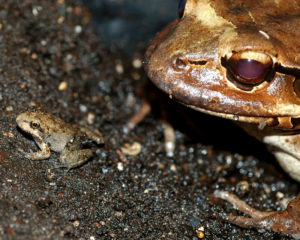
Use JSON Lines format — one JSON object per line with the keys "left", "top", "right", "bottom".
{"left": 173, "top": 58, "right": 187, "bottom": 70}
{"left": 293, "top": 78, "right": 300, "bottom": 98}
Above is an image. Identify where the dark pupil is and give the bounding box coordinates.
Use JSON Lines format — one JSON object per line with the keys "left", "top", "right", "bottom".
{"left": 294, "top": 78, "right": 300, "bottom": 98}
{"left": 178, "top": 0, "right": 186, "bottom": 19}
{"left": 236, "top": 59, "right": 265, "bottom": 80}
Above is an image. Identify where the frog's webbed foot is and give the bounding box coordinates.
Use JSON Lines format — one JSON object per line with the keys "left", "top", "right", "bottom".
{"left": 214, "top": 190, "right": 300, "bottom": 238}
{"left": 214, "top": 190, "right": 276, "bottom": 229}
{"left": 214, "top": 190, "right": 275, "bottom": 218}
{"left": 59, "top": 149, "right": 93, "bottom": 169}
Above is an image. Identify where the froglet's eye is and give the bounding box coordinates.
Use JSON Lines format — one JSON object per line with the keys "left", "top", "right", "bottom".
{"left": 227, "top": 51, "right": 273, "bottom": 90}
{"left": 30, "top": 121, "right": 40, "bottom": 129}
{"left": 178, "top": 0, "right": 186, "bottom": 19}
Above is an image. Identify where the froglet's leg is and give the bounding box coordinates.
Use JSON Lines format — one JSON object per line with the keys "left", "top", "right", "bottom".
{"left": 59, "top": 148, "right": 93, "bottom": 169}
{"left": 24, "top": 141, "right": 51, "bottom": 160}
{"left": 78, "top": 126, "right": 104, "bottom": 145}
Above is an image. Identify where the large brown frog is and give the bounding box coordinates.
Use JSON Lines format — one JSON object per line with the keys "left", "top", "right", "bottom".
{"left": 144, "top": 0, "right": 300, "bottom": 238}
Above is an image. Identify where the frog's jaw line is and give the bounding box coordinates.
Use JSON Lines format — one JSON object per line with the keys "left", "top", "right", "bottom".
{"left": 187, "top": 104, "right": 295, "bottom": 129}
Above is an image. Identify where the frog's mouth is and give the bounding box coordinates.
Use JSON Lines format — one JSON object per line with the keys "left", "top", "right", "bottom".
{"left": 145, "top": 54, "right": 300, "bottom": 130}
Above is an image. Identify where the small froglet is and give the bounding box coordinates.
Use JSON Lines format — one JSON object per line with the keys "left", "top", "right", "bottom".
{"left": 144, "top": 0, "right": 300, "bottom": 237}
{"left": 16, "top": 109, "right": 104, "bottom": 169}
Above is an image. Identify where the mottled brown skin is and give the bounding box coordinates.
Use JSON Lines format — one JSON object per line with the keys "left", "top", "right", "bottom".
{"left": 145, "top": 0, "right": 300, "bottom": 120}
{"left": 16, "top": 110, "right": 104, "bottom": 169}
{"left": 144, "top": 0, "right": 300, "bottom": 237}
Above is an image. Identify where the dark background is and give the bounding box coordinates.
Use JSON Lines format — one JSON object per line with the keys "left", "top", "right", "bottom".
{"left": 0, "top": 0, "right": 297, "bottom": 239}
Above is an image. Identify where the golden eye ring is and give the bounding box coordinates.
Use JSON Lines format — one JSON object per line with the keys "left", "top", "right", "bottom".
{"left": 30, "top": 122, "right": 40, "bottom": 129}
{"left": 226, "top": 51, "right": 273, "bottom": 90}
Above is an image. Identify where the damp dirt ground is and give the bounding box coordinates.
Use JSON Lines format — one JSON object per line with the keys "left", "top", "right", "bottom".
{"left": 0, "top": 1, "right": 298, "bottom": 239}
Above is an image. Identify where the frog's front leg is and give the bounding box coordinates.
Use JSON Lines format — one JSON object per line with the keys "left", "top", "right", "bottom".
{"left": 59, "top": 148, "right": 93, "bottom": 169}
{"left": 24, "top": 141, "right": 51, "bottom": 160}
{"left": 214, "top": 190, "right": 276, "bottom": 229}
{"left": 214, "top": 190, "right": 300, "bottom": 238}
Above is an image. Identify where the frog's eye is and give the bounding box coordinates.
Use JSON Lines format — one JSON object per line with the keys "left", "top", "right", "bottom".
{"left": 178, "top": 0, "right": 186, "bottom": 19}
{"left": 226, "top": 51, "right": 273, "bottom": 90}
{"left": 294, "top": 78, "right": 300, "bottom": 98}
{"left": 30, "top": 121, "right": 40, "bottom": 129}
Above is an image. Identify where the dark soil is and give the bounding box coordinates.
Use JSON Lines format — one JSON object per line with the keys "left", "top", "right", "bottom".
{"left": 0, "top": 0, "right": 298, "bottom": 239}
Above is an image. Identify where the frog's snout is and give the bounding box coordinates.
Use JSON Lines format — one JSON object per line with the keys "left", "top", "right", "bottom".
{"left": 16, "top": 114, "right": 24, "bottom": 125}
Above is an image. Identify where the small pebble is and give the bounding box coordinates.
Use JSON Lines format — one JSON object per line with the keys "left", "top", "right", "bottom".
{"left": 196, "top": 226, "right": 205, "bottom": 239}
{"left": 74, "top": 25, "right": 82, "bottom": 34}
{"left": 87, "top": 112, "right": 95, "bottom": 124}
{"left": 41, "top": 40, "right": 47, "bottom": 46}
{"left": 58, "top": 81, "right": 67, "bottom": 91}
{"left": 79, "top": 104, "right": 87, "bottom": 113}
{"left": 121, "top": 142, "right": 142, "bottom": 156}
{"left": 3, "top": 132, "right": 14, "bottom": 137}
{"left": 32, "top": 7, "right": 39, "bottom": 16}
{"left": 117, "top": 162, "right": 124, "bottom": 171}
{"left": 31, "top": 53, "right": 38, "bottom": 59}
{"left": 57, "top": 16, "right": 64, "bottom": 23}
{"left": 115, "top": 63, "right": 124, "bottom": 74}
{"left": 236, "top": 181, "right": 250, "bottom": 194}
{"left": 132, "top": 58, "right": 142, "bottom": 69}
{"left": 264, "top": 186, "right": 271, "bottom": 194}
{"left": 73, "top": 220, "right": 80, "bottom": 227}
{"left": 170, "top": 164, "right": 177, "bottom": 172}
{"left": 100, "top": 221, "right": 105, "bottom": 226}
{"left": 276, "top": 191, "right": 284, "bottom": 199}
{"left": 6, "top": 106, "right": 13, "bottom": 112}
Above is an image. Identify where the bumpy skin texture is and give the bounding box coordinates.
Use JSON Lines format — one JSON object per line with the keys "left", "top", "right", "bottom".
{"left": 144, "top": 0, "right": 300, "bottom": 237}
{"left": 16, "top": 110, "right": 104, "bottom": 169}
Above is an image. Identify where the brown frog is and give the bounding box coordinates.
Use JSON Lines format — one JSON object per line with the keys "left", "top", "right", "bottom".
{"left": 16, "top": 109, "right": 104, "bottom": 169}
{"left": 144, "top": 0, "right": 300, "bottom": 237}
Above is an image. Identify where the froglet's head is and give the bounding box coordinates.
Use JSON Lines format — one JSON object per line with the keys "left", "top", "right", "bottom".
{"left": 16, "top": 111, "right": 44, "bottom": 138}
{"left": 144, "top": 0, "right": 300, "bottom": 129}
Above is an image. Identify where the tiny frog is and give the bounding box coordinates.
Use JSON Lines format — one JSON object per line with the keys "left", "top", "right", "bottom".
{"left": 144, "top": 0, "right": 300, "bottom": 237}
{"left": 16, "top": 109, "right": 104, "bottom": 169}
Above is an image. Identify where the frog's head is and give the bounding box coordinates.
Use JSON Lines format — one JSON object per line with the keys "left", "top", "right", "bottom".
{"left": 144, "top": 0, "right": 300, "bottom": 129}
{"left": 16, "top": 110, "right": 44, "bottom": 142}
